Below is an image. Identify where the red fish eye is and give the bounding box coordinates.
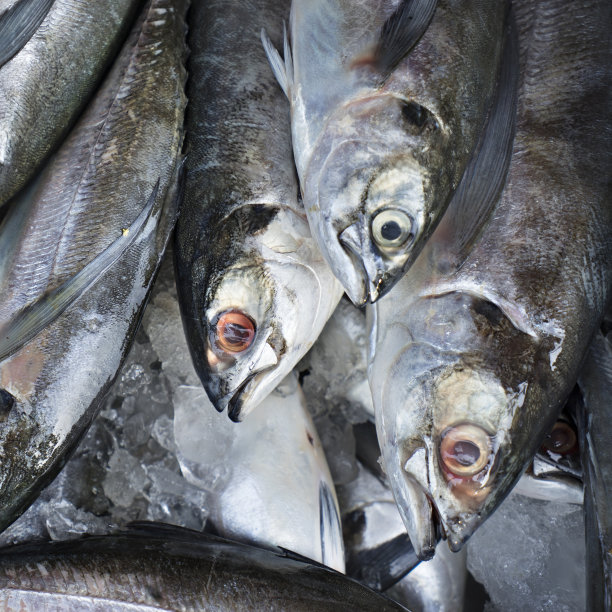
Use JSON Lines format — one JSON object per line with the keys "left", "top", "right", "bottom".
{"left": 439, "top": 424, "right": 492, "bottom": 478}
{"left": 215, "top": 310, "right": 255, "bottom": 353}
{"left": 540, "top": 421, "right": 577, "bottom": 455}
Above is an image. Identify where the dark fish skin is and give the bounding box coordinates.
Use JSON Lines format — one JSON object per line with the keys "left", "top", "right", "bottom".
{"left": 0, "top": 0, "right": 188, "bottom": 533}
{"left": 0, "top": 0, "right": 143, "bottom": 209}
{"left": 577, "top": 332, "right": 612, "bottom": 611}
{"left": 0, "top": 525, "right": 407, "bottom": 611}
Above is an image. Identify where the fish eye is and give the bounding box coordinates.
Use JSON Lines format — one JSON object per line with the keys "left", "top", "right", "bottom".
{"left": 0, "top": 389, "right": 15, "bottom": 419}
{"left": 214, "top": 310, "right": 256, "bottom": 353}
{"left": 371, "top": 209, "right": 414, "bottom": 250}
{"left": 540, "top": 420, "right": 577, "bottom": 455}
{"left": 439, "top": 423, "right": 492, "bottom": 478}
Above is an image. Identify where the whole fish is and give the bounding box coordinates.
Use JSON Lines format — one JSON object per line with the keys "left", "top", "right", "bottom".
{"left": 369, "top": 0, "right": 611, "bottom": 559}
{"left": 577, "top": 331, "right": 612, "bottom": 611}
{"left": 175, "top": 0, "right": 342, "bottom": 421}
{"left": 0, "top": 0, "right": 187, "bottom": 533}
{"left": 0, "top": 0, "right": 142, "bottom": 209}
{"left": 263, "top": 0, "right": 508, "bottom": 304}
{"left": 175, "top": 372, "right": 345, "bottom": 573}
{"left": 0, "top": 525, "right": 407, "bottom": 611}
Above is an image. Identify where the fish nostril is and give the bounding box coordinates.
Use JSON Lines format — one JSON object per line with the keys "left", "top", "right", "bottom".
{"left": 0, "top": 389, "right": 15, "bottom": 421}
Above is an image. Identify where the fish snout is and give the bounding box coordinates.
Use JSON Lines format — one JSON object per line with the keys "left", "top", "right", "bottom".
{"left": 207, "top": 341, "right": 279, "bottom": 418}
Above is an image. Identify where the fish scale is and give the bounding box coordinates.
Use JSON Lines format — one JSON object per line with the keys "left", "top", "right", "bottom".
{"left": 0, "top": 0, "right": 143, "bottom": 209}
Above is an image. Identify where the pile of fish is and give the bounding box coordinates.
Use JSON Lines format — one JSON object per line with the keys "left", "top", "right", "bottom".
{"left": 0, "top": 0, "right": 609, "bottom": 610}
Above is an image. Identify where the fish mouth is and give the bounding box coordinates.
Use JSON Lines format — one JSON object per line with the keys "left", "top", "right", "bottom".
{"left": 226, "top": 366, "right": 277, "bottom": 422}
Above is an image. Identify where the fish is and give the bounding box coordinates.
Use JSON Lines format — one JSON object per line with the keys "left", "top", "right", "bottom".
{"left": 174, "top": 0, "right": 342, "bottom": 421}
{"left": 577, "top": 331, "right": 612, "bottom": 611}
{"left": 0, "top": 0, "right": 142, "bottom": 209}
{"left": 368, "top": 0, "right": 611, "bottom": 559}
{"left": 175, "top": 372, "right": 345, "bottom": 573}
{"left": 0, "top": 0, "right": 187, "bottom": 533}
{"left": 0, "top": 0, "right": 55, "bottom": 68}
{"left": 0, "top": 524, "right": 407, "bottom": 611}
{"left": 263, "top": 0, "right": 508, "bottom": 304}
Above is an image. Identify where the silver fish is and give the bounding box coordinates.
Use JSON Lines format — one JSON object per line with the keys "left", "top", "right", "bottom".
{"left": 0, "top": 0, "right": 141, "bottom": 209}
{"left": 0, "top": 525, "right": 407, "bottom": 611}
{"left": 264, "top": 0, "right": 508, "bottom": 304}
{"left": 577, "top": 331, "right": 612, "bottom": 611}
{"left": 175, "top": 0, "right": 342, "bottom": 421}
{"left": 0, "top": 0, "right": 187, "bottom": 533}
{"left": 176, "top": 372, "right": 345, "bottom": 573}
{"left": 369, "top": 0, "right": 611, "bottom": 558}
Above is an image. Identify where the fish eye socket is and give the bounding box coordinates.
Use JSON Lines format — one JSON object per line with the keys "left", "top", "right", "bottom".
{"left": 439, "top": 423, "right": 492, "bottom": 478}
{"left": 371, "top": 209, "right": 414, "bottom": 250}
{"left": 540, "top": 420, "right": 577, "bottom": 455}
{"left": 214, "top": 310, "right": 256, "bottom": 353}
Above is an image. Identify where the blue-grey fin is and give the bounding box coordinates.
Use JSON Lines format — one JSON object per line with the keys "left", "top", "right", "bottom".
{"left": 0, "top": 180, "right": 160, "bottom": 363}
{"left": 373, "top": 0, "right": 437, "bottom": 78}
{"left": 261, "top": 24, "right": 293, "bottom": 99}
{"left": 346, "top": 533, "right": 421, "bottom": 591}
{"left": 0, "top": 0, "right": 55, "bottom": 68}
{"left": 445, "top": 8, "right": 519, "bottom": 268}
{"left": 319, "top": 480, "right": 344, "bottom": 570}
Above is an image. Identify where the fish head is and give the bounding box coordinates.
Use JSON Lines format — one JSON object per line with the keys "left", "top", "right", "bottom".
{"left": 193, "top": 205, "right": 341, "bottom": 421}
{"left": 305, "top": 94, "right": 453, "bottom": 305}
{"left": 371, "top": 291, "right": 562, "bottom": 559}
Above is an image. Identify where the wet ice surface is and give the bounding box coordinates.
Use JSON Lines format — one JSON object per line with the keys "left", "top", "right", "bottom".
{"left": 466, "top": 491, "right": 586, "bottom": 611}
{"left": 0, "top": 248, "right": 589, "bottom": 612}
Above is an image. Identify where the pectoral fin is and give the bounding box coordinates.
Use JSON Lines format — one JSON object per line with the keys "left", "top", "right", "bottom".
{"left": 0, "top": 0, "right": 55, "bottom": 68}
{"left": 0, "top": 180, "right": 160, "bottom": 362}
{"left": 373, "top": 0, "right": 438, "bottom": 77}
{"left": 261, "top": 24, "right": 293, "bottom": 99}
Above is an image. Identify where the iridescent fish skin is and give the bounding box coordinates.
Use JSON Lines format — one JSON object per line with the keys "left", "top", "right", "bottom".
{"left": 0, "top": 0, "right": 187, "bottom": 533}
{"left": 175, "top": 0, "right": 342, "bottom": 422}
{"left": 0, "top": 526, "right": 406, "bottom": 611}
{"left": 0, "top": 0, "right": 143, "bottom": 210}
{"left": 265, "top": 0, "right": 507, "bottom": 304}
{"left": 369, "top": 0, "right": 611, "bottom": 558}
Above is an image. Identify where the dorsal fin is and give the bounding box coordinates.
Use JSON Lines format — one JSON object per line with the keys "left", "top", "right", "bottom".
{"left": 445, "top": 9, "right": 519, "bottom": 267}
{"left": 0, "top": 0, "right": 55, "bottom": 68}
{"left": 373, "top": 0, "right": 437, "bottom": 77}
{"left": 0, "top": 180, "right": 160, "bottom": 363}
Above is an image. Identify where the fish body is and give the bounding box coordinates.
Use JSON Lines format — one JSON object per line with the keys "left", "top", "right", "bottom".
{"left": 0, "top": 525, "right": 406, "bottom": 611}
{"left": 0, "top": 0, "right": 143, "bottom": 209}
{"left": 175, "top": 372, "right": 345, "bottom": 573}
{"left": 0, "top": 0, "right": 187, "bottom": 532}
{"left": 175, "top": 0, "right": 342, "bottom": 422}
{"left": 577, "top": 331, "right": 612, "bottom": 611}
{"left": 369, "top": 0, "right": 611, "bottom": 558}
{"left": 265, "top": 0, "right": 508, "bottom": 303}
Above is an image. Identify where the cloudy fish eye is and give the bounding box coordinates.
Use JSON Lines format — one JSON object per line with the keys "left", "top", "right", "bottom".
{"left": 371, "top": 209, "right": 414, "bottom": 250}
{"left": 214, "top": 310, "right": 256, "bottom": 353}
{"left": 439, "top": 423, "right": 492, "bottom": 478}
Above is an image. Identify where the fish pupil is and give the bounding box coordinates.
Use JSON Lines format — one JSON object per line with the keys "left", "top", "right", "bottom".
{"left": 401, "top": 100, "right": 427, "bottom": 128}
{"left": 452, "top": 440, "right": 480, "bottom": 466}
{"left": 381, "top": 221, "right": 401, "bottom": 241}
{"left": 223, "top": 323, "right": 251, "bottom": 346}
